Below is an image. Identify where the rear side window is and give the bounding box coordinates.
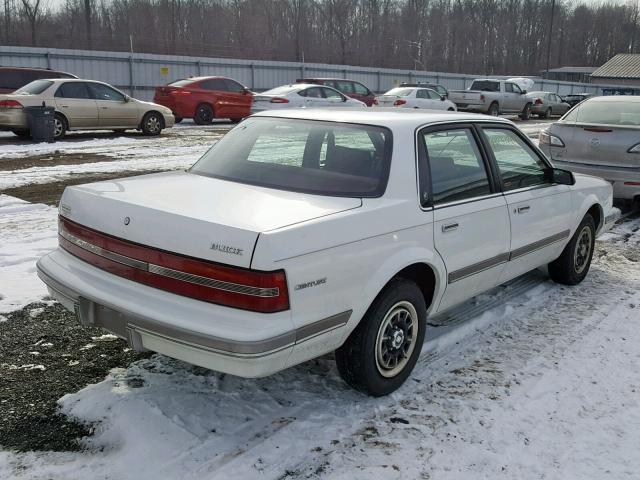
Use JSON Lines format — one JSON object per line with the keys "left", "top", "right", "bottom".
{"left": 562, "top": 100, "right": 640, "bottom": 126}
{"left": 322, "top": 88, "right": 343, "bottom": 99}
{"left": 190, "top": 117, "right": 392, "bottom": 197}
{"left": 471, "top": 80, "right": 500, "bottom": 92}
{"left": 422, "top": 128, "right": 491, "bottom": 204}
{"left": 15, "top": 80, "right": 53, "bottom": 95}
{"left": 54, "top": 82, "right": 91, "bottom": 99}
{"left": 335, "top": 81, "right": 355, "bottom": 94}
{"left": 483, "top": 128, "right": 548, "bottom": 191}
{"left": 200, "top": 79, "right": 228, "bottom": 91}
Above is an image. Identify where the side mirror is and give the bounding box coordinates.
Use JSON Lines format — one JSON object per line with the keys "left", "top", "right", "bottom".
{"left": 440, "top": 95, "right": 445, "bottom": 101}
{"left": 547, "top": 167, "right": 575, "bottom": 185}
{"left": 342, "top": 96, "right": 348, "bottom": 102}
{"left": 521, "top": 90, "right": 527, "bottom": 95}
{"left": 124, "top": 95, "right": 131, "bottom": 103}
{"left": 243, "top": 88, "right": 251, "bottom": 95}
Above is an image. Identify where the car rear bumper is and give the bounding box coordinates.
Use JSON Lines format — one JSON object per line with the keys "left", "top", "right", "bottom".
{"left": 0, "top": 109, "right": 28, "bottom": 129}
{"left": 552, "top": 159, "right": 640, "bottom": 200}
{"left": 36, "top": 248, "right": 350, "bottom": 378}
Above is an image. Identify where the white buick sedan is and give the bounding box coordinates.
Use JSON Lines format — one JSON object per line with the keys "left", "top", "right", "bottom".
{"left": 251, "top": 84, "right": 366, "bottom": 113}
{"left": 37, "top": 110, "right": 617, "bottom": 396}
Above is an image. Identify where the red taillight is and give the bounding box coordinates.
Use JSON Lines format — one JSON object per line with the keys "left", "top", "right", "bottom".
{"left": 0, "top": 99, "right": 23, "bottom": 109}
{"left": 170, "top": 89, "right": 191, "bottom": 96}
{"left": 535, "top": 98, "right": 543, "bottom": 105}
{"left": 480, "top": 94, "right": 485, "bottom": 102}
{"left": 58, "top": 216, "right": 289, "bottom": 313}
{"left": 373, "top": 98, "right": 379, "bottom": 105}
{"left": 624, "top": 182, "right": 640, "bottom": 186}
{"left": 270, "top": 97, "right": 289, "bottom": 104}
{"left": 393, "top": 99, "right": 406, "bottom": 106}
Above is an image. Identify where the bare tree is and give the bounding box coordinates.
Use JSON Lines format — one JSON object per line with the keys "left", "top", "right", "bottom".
{"left": 19, "top": 0, "right": 45, "bottom": 45}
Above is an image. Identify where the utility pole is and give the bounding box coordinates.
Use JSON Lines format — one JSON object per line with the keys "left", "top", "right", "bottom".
{"left": 545, "top": 0, "right": 556, "bottom": 76}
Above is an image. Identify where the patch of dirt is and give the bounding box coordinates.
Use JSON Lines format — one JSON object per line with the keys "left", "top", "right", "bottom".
{"left": 0, "top": 301, "right": 148, "bottom": 452}
{"left": 2, "top": 170, "right": 165, "bottom": 206}
{"left": 0, "top": 152, "right": 119, "bottom": 172}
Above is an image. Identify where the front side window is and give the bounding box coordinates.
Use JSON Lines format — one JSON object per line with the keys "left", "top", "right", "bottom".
{"left": 200, "top": 79, "right": 228, "bottom": 91}
{"left": 335, "top": 81, "right": 355, "bottom": 94}
{"left": 190, "top": 117, "right": 392, "bottom": 197}
{"left": 55, "top": 82, "right": 91, "bottom": 99}
{"left": 89, "top": 83, "right": 125, "bottom": 101}
{"left": 353, "top": 83, "right": 369, "bottom": 95}
{"left": 483, "top": 128, "right": 548, "bottom": 191}
{"left": 15, "top": 80, "right": 53, "bottom": 95}
{"left": 322, "top": 88, "right": 343, "bottom": 99}
{"left": 422, "top": 128, "right": 491, "bottom": 204}
{"left": 300, "top": 87, "right": 323, "bottom": 98}
{"left": 224, "top": 79, "right": 245, "bottom": 93}
{"left": 426, "top": 89, "right": 441, "bottom": 100}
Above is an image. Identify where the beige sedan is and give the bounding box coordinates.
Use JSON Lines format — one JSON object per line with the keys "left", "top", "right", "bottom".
{"left": 0, "top": 79, "right": 174, "bottom": 139}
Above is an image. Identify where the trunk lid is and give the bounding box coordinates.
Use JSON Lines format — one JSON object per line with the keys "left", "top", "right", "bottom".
{"left": 376, "top": 95, "right": 400, "bottom": 106}
{"left": 59, "top": 170, "right": 362, "bottom": 268}
{"left": 549, "top": 123, "right": 640, "bottom": 169}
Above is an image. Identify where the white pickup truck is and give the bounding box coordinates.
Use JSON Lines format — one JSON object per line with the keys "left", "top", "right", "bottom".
{"left": 449, "top": 79, "right": 533, "bottom": 119}
{"left": 37, "top": 110, "right": 616, "bottom": 396}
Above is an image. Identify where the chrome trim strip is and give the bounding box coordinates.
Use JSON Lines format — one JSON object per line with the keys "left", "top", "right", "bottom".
{"left": 509, "top": 230, "right": 570, "bottom": 261}
{"left": 60, "top": 229, "right": 148, "bottom": 270}
{"left": 295, "top": 311, "right": 352, "bottom": 343}
{"left": 60, "top": 228, "right": 279, "bottom": 298}
{"left": 448, "top": 253, "right": 510, "bottom": 284}
{"left": 148, "top": 264, "right": 279, "bottom": 298}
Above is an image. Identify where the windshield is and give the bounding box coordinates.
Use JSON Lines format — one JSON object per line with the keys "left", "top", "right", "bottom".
{"left": 14, "top": 80, "right": 53, "bottom": 95}
{"left": 562, "top": 100, "right": 640, "bottom": 126}
{"left": 190, "top": 117, "right": 393, "bottom": 197}
{"left": 470, "top": 80, "right": 500, "bottom": 92}
{"left": 384, "top": 88, "right": 413, "bottom": 97}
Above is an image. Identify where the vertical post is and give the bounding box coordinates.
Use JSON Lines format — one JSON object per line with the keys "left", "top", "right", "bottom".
{"left": 342, "top": 69, "right": 347, "bottom": 79}
{"left": 377, "top": 70, "right": 381, "bottom": 93}
{"left": 196, "top": 61, "right": 201, "bottom": 76}
{"left": 129, "top": 55, "right": 135, "bottom": 96}
{"left": 545, "top": 0, "right": 556, "bottom": 74}
{"left": 45, "top": 51, "right": 51, "bottom": 69}
{"left": 250, "top": 63, "right": 255, "bottom": 89}
{"left": 408, "top": 71, "right": 413, "bottom": 83}
{"left": 301, "top": 65, "right": 305, "bottom": 80}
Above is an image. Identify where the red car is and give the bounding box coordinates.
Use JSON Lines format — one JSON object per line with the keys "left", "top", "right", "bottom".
{"left": 153, "top": 76, "right": 252, "bottom": 124}
{"left": 296, "top": 78, "right": 375, "bottom": 106}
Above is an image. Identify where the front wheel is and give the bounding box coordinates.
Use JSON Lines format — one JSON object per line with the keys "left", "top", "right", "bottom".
{"left": 519, "top": 103, "right": 532, "bottom": 120}
{"left": 53, "top": 113, "right": 67, "bottom": 140}
{"left": 335, "top": 279, "right": 427, "bottom": 396}
{"left": 548, "top": 214, "right": 596, "bottom": 285}
{"left": 194, "top": 104, "right": 214, "bottom": 125}
{"left": 141, "top": 112, "right": 163, "bottom": 136}
{"left": 487, "top": 102, "right": 499, "bottom": 116}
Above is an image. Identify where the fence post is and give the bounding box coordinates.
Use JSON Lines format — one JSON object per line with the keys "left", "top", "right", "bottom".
{"left": 128, "top": 55, "right": 135, "bottom": 96}
{"left": 408, "top": 71, "right": 413, "bottom": 83}
{"left": 377, "top": 70, "right": 381, "bottom": 93}
{"left": 250, "top": 63, "right": 255, "bottom": 89}
{"left": 45, "top": 52, "right": 51, "bottom": 69}
{"left": 342, "top": 69, "right": 347, "bottom": 79}
{"left": 196, "top": 61, "right": 201, "bottom": 76}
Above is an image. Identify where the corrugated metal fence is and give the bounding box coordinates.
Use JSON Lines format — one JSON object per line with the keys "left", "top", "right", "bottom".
{"left": 0, "top": 45, "right": 626, "bottom": 101}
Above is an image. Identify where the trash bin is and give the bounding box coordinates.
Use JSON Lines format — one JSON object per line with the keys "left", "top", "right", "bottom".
{"left": 26, "top": 104, "right": 56, "bottom": 143}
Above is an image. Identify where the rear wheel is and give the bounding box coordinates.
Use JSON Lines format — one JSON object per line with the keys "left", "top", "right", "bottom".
{"left": 447, "top": 107, "right": 455, "bottom": 111}
{"left": 335, "top": 279, "right": 427, "bottom": 396}
{"left": 487, "top": 102, "right": 499, "bottom": 116}
{"left": 53, "top": 113, "right": 67, "bottom": 139}
{"left": 519, "top": 103, "right": 532, "bottom": 120}
{"left": 548, "top": 214, "right": 595, "bottom": 285}
{"left": 141, "top": 112, "right": 163, "bottom": 136}
{"left": 194, "top": 104, "right": 214, "bottom": 125}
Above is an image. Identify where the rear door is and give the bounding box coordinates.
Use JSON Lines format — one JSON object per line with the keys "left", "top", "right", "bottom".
{"left": 503, "top": 82, "right": 521, "bottom": 112}
{"left": 418, "top": 124, "right": 511, "bottom": 312}
{"left": 300, "top": 87, "right": 327, "bottom": 107}
{"left": 53, "top": 82, "right": 99, "bottom": 128}
{"left": 479, "top": 126, "right": 572, "bottom": 283}
{"left": 88, "top": 83, "right": 139, "bottom": 127}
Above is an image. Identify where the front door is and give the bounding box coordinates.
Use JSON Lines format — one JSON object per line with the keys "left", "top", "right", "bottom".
{"left": 88, "top": 83, "right": 139, "bottom": 128}
{"left": 419, "top": 125, "right": 511, "bottom": 312}
{"left": 479, "top": 126, "right": 572, "bottom": 283}
{"left": 53, "top": 81, "right": 99, "bottom": 128}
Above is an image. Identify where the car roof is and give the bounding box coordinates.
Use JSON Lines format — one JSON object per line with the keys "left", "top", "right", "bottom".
{"left": 585, "top": 95, "right": 638, "bottom": 102}
{"left": 297, "top": 78, "right": 354, "bottom": 82}
{"left": 252, "top": 108, "right": 513, "bottom": 127}
{"left": 0, "top": 66, "right": 77, "bottom": 77}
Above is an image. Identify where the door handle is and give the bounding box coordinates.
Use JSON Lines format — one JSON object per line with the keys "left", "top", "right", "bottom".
{"left": 100, "top": 106, "right": 109, "bottom": 110}
{"left": 517, "top": 205, "right": 530, "bottom": 213}
{"left": 442, "top": 222, "right": 459, "bottom": 233}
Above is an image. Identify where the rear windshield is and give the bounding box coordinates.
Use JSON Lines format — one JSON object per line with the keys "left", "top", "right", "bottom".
{"left": 384, "top": 88, "right": 413, "bottom": 97}
{"left": 562, "top": 100, "right": 640, "bottom": 126}
{"left": 190, "top": 117, "right": 393, "bottom": 197}
{"left": 471, "top": 80, "right": 500, "bottom": 92}
{"left": 169, "top": 79, "right": 193, "bottom": 87}
{"left": 14, "top": 80, "right": 54, "bottom": 95}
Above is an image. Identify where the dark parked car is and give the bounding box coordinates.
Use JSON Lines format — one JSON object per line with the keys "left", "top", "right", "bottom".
{"left": 0, "top": 67, "right": 77, "bottom": 94}
{"left": 400, "top": 82, "right": 449, "bottom": 98}
{"left": 296, "top": 78, "right": 375, "bottom": 106}
{"left": 153, "top": 76, "right": 253, "bottom": 124}
{"left": 561, "top": 93, "right": 593, "bottom": 108}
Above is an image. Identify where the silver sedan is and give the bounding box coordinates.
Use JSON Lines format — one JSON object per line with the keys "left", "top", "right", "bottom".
{"left": 539, "top": 95, "right": 640, "bottom": 200}
{"left": 527, "top": 91, "right": 571, "bottom": 118}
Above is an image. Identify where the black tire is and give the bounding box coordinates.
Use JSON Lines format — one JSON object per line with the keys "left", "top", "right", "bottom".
{"left": 194, "top": 104, "right": 214, "bottom": 125}
{"left": 53, "top": 113, "right": 67, "bottom": 139}
{"left": 447, "top": 107, "right": 455, "bottom": 111}
{"left": 12, "top": 129, "right": 30, "bottom": 138}
{"left": 173, "top": 116, "right": 183, "bottom": 124}
{"left": 543, "top": 107, "right": 552, "bottom": 119}
{"left": 519, "top": 103, "right": 532, "bottom": 120}
{"left": 548, "top": 214, "right": 596, "bottom": 286}
{"left": 335, "top": 279, "right": 427, "bottom": 396}
{"left": 141, "top": 112, "right": 163, "bottom": 136}
{"left": 487, "top": 102, "right": 499, "bottom": 116}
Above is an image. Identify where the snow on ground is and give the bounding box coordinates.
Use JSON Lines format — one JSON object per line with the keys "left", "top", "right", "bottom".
{"left": 0, "top": 195, "right": 58, "bottom": 313}
{"left": 1, "top": 215, "right": 638, "bottom": 479}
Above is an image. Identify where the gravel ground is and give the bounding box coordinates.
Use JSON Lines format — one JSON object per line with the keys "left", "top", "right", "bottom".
{"left": 0, "top": 302, "right": 147, "bottom": 452}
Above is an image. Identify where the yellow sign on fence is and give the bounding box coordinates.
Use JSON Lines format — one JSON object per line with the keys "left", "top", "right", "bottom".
{"left": 160, "top": 67, "right": 169, "bottom": 77}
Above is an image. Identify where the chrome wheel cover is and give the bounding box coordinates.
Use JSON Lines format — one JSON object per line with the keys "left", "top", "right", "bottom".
{"left": 54, "top": 118, "right": 64, "bottom": 138}
{"left": 146, "top": 115, "right": 161, "bottom": 133}
{"left": 375, "top": 301, "right": 418, "bottom": 378}
{"left": 574, "top": 225, "right": 593, "bottom": 274}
